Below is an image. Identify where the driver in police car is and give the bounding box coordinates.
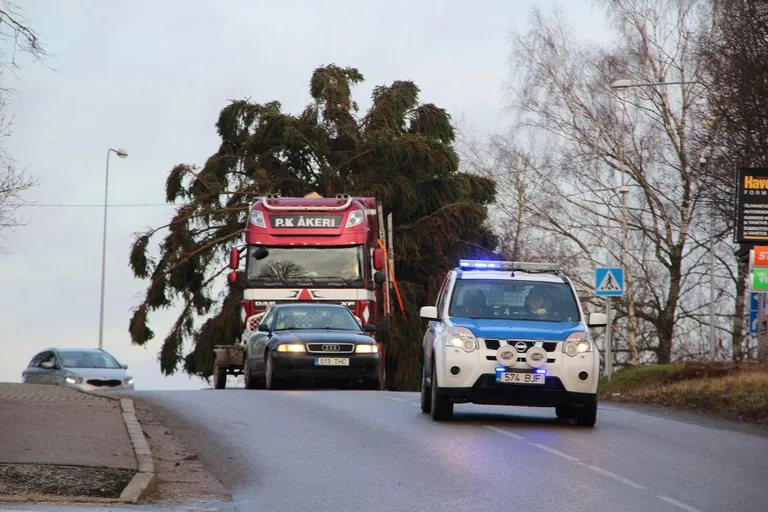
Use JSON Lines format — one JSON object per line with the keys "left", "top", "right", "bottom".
{"left": 525, "top": 288, "right": 552, "bottom": 315}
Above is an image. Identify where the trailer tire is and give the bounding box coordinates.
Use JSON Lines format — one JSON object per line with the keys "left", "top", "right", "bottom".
{"left": 213, "top": 364, "right": 227, "bottom": 389}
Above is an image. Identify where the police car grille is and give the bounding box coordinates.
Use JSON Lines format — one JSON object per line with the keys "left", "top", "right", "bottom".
{"left": 483, "top": 339, "right": 558, "bottom": 352}
{"left": 306, "top": 343, "right": 354, "bottom": 353}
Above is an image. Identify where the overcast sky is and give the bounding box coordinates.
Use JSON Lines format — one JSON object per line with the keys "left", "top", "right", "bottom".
{"left": 0, "top": 0, "right": 613, "bottom": 390}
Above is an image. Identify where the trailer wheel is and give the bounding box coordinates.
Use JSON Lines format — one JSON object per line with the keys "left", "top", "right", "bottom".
{"left": 213, "top": 363, "right": 227, "bottom": 389}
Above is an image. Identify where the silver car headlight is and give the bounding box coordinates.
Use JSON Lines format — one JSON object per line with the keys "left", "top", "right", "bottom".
{"left": 563, "top": 331, "right": 591, "bottom": 357}
{"left": 446, "top": 327, "right": 479, "bottom": 353}
{"left": 125, "top": 376, "right": 134, "bottom": 386}
{"left": 64, "top": 374, "right": 83, "bottom": 384}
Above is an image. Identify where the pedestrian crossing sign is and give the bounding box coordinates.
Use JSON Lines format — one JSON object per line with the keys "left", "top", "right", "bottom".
{"left": 595, "top": 267, "right": 624, "bottom": 297}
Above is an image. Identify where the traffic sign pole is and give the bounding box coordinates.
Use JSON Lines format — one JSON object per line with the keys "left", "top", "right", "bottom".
{"left": 606, "top": 296, "right": 613, "bottom": 381}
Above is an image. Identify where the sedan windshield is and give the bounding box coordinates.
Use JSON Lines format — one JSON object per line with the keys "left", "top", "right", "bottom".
{"left": 247, "top": 246, "right": 363, "bottom": 286}
{"left": 449, "top": 279, "right": 580, "bottom": 322}
{"left": 58, "top": 350, "right": 123, "bottom": 369}
{"left": 274, "top": 306, "right": 361, "bottom": 331}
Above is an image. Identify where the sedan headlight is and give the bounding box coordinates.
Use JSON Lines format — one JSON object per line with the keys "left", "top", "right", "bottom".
{"left": 355, "top": 344, "right": 379, "bottom": 354}
{"left": 125, "top": 376, "right": 134, "bottom": 386}
{"left": 563, "top": 331, "right": 591, "bottom": 357}
{"left": 446, "top": 327, "right": 478, "bottom": 353}
{"left": 345, "top": 210, "right": 364, "bottom": 228}
{"left": 277, "top": 343, "right": 305, "bottom": 353}
{"left": 250, "top": 209, "right": 266, "bottom": 228}
{"left": 64, "top": 374, "right": 83, "bottom": 384}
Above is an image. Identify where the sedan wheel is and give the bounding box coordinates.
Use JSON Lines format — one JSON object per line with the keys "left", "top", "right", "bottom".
{"left": 265, "top": 352, "right": 281, "bottom": 390}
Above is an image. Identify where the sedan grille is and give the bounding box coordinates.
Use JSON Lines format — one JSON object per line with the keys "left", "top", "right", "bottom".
{"left": 306, "top": 343, "right": 354, "bottom": 354}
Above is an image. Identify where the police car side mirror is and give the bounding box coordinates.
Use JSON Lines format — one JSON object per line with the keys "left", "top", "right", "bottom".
{"left": 257, "top": 323, "right": 271, "bottom": 333}
{"left": 420, "top": 306, "right": 439, "bottom": 321}
{"left": 587, "top": 312, "right": 608, "bottom": 327}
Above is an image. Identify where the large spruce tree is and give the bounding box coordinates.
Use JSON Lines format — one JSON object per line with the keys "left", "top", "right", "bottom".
{"left": 128, "top": 64, "right": 497, "bottom": 389}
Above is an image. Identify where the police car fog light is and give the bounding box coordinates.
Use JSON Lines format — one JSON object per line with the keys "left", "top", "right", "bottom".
{"left": 450, "top": 366, "right": 461, "bottom": 376}
{"left": 578, "top": 371, "right": 589, "bottom": 381}
{"left": 535, "top": 369, "right": 547, "bottom": 375}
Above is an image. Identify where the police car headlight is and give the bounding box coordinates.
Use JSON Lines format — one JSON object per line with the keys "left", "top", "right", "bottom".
{"left": 563, "top": 332, "right": 591, "bottom": 357}
{"left": 345, "top": 210, "right": 364, "bottom": 228}
{"left": 446, "top": 327, "right": 478, "bottom": 353}
{"left": 250, "top": 210, "right": 266, "bottom": 228}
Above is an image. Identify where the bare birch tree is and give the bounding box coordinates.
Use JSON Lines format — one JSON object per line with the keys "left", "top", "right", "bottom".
{"left": 490, "top": 0, "right": 715, "bottom": 364}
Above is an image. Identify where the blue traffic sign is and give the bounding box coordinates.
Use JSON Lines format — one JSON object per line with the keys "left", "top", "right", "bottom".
{"left": 751, "top": 292, "right": 761, "bottom": 312}
{"left": 750, "top": 310, "right": 759, "bottom": 334}
{"left": 595, "top": 267, "right": 624, "bottom": 297}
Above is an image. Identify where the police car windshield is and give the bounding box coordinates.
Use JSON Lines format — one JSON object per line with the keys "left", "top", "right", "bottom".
{"left": 448, "top": 279, "right": 580, "bottom": 322}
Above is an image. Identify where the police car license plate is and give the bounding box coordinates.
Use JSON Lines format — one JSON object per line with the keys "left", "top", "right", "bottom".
{"left": 497, "top": 372, "right": 545, "bottom": 385}
{"left": 315, "top": 357, "right": 350, "bottom": 366}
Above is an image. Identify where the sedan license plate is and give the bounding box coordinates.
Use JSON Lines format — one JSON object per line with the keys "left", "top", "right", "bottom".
{"left": 497, "top": 372, "right": 545, "bottom": 385}
{"left": 315, "top": 357, "right": 350, "bottom": 366}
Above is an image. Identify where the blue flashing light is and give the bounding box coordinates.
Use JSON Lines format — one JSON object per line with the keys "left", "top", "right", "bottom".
{"left": 460, "top": 259, "right": 504, "bottom": 270}
{"left": 495, "top": 366, "right": 506, "bottom": 372}
{"left": 535, "top": 368, "right": 547, "bottom": 374}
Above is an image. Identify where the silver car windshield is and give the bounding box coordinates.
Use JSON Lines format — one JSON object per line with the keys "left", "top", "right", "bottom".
{"left": 58, "top": 350, "right": 122, "bottom": 369}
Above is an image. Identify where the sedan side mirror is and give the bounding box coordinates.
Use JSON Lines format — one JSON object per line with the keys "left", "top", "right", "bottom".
{"left": 121, "top": 364, "right": 128, "bottom": 370}
{"left": 362, "top": 324, "right": 377, "bottom": 333}
{"left": 258, "top": 323, "right": 271, "bottom": 332}
{"left": 587, "top": 312, "right": 608, "bottom": 327}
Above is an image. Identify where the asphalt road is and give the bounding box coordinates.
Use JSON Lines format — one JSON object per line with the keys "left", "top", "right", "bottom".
{"left": 4, "top": 389, "right": 767, "bottom": 512}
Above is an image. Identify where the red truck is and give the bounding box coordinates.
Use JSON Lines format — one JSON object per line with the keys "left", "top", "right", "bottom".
{"left": 218, "top": 192, "right": 393, "bottom": 389}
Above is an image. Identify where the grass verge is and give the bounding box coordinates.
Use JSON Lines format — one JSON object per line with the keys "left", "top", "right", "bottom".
{"left": 599, "top": 362, "right": 768, "bottom": 427}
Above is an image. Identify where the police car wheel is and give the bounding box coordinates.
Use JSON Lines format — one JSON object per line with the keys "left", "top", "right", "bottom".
{"left": 555, "top": 404, "right": 575, "bottom": 420}
{"left": 430, "top": 359, "right": 453, "bottom": 421}
{"left": 420, "top": 359, "right": 431, "bottom": 414}
{"left": 574, "top": 402, "right": 597, "bottom": 427}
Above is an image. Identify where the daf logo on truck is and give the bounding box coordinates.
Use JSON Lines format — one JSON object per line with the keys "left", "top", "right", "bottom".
{"left": 270, "top": 214, "right": 342, "bottom": 228}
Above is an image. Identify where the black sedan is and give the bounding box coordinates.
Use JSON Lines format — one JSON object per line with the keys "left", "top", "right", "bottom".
{"left": 243, "top": 303, "right": 382, "bottom": 390}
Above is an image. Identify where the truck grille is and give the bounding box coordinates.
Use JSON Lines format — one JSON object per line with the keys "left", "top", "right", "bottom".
{"left": 306, "top": 343, "right": 355, "bottom": 353}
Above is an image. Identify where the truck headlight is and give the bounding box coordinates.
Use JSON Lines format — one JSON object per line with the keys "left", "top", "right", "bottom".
{"left": 563, "top": 332, "right": 591, "bottom": 357}
{"left": 346, "top": 210, "right": 364, "bottom": 228}
{"left": 355, "top": 344, "right": 379, "bottom": 353}
{"left": 277, "top": 343, "right": 305, "bottom": 353}
{"left": 446, "top": 327, "right": 478, "bottom": 353}
{"left": 250, "top": 210, "right": 266, "bottom": 228}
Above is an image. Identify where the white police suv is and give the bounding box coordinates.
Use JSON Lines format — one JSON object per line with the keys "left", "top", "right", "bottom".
{"left": 419, "top": 260, "right": 608, "bottom": 426}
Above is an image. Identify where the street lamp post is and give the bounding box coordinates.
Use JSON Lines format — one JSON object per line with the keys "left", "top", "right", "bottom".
{"left": 98, "top": 148, "right": 128, "bottom": 350}
{"left": 610, "top": 78, "right": 717, "bottom": 361}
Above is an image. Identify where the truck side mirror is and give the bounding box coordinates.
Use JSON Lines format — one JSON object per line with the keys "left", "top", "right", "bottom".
{"left": 373, "top": 248, "right": 385, "bottom": 271}
{"left": 373, "top": 271, "right": 386, "bottom": 284}
{"left": 229, "top": 248, "right": 240, "bottom": 270}
{"left": 227, "top": 271, "right": 238, "bottom": 284}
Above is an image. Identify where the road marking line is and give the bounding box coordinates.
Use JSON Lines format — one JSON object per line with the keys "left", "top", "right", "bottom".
{"left": 656, "top": 495, "right": 703, "bottom": 512}
{"left": 409, "top": 402, "right": 420, "bottom": 407}
{"left": 483, "top": 425, "right": 525, "bottom": 439}
{"left": 386, "top": 396, "right": 408, "bottom": 403}
{"left": 575, "top": 462, "right": 646, "bottom": 489}
{"left": 529, "top": 442, "right": 580, "bottom": 461}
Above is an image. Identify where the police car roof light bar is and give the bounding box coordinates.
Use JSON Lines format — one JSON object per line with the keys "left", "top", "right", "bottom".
{"left": 458, "top": 259, "right": 560, "bottom": 273}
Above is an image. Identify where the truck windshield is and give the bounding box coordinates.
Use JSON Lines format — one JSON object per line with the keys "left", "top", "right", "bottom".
{"left": 247, "top": 246, "right": 364, "bottom": 286}
{"left": 448, "top": 279, "right": 580, "bottom": 322}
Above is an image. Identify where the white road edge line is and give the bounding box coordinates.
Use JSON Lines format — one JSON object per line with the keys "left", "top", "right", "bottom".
{"left": 656, "top": 495, "right": 704, "bottom": 512}
{"left": 575, "top": 462, "right": 646, "bottom": 490}
{"left": 529, "top": 442, "right": 580, "bottom": 461}
{"left": 483, "top": 425, "right": 525, "bottom": 439}
{"left": 386, "top": 396, "right": 408, "bottom": 403}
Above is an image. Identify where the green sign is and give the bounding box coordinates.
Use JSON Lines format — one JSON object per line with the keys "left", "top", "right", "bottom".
{"left": 752, "top": 268, "right": 768, "bottom": 291}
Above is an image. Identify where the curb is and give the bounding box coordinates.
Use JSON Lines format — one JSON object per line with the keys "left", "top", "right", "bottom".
{"left": 118, "top": 398, "right": 157, "bottom": 503}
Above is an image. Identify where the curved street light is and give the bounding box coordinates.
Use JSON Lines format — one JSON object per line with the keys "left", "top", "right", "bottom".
{"left": 98, "top": 148, "right": 129, "bottom": 350}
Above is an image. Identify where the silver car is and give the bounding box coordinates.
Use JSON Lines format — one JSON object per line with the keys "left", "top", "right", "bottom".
{"left": 22, "top": 348, "right": 134, "bottom": 391}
